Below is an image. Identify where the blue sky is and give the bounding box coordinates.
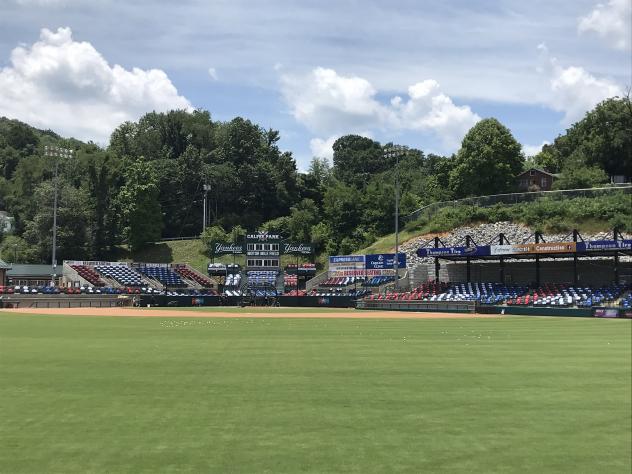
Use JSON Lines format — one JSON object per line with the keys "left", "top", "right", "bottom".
{"left": 0, "top": 0, "right": 629, "bottom": 169}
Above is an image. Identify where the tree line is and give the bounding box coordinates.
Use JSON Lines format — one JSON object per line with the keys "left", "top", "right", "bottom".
{"left": 0, "top": 96, "right": 629, "bottom": 264}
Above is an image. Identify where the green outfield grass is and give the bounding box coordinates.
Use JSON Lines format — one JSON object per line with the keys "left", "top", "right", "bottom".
{"left": 0, "top": 312, "right": 630, "bottom": 473}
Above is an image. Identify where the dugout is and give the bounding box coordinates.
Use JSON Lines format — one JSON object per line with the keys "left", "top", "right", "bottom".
{"left": 416, "top": 229, "right": 632, "bottom": 287}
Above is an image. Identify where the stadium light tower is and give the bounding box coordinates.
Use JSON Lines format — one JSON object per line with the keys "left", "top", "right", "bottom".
{"left": 383, "top": 145, "right": 407, "bottom": 291}
{"left": 44, "top": 145, "right": 74, "bottom": 285}
{"left": 202, "top": 184, "right": 212, "bottom": 231}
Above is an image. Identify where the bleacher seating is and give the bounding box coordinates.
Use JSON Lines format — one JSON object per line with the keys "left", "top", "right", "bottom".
{"left": 308, "top": 288, "right": 370, "bottom": 297}
{"left": 363, "top": 276, "right": 395, "bottom": 287}
{"left": 225, "top": 273, "right": 242, "bottom": 288}
{"left": 95, "top": 265, "right": 144, "bottom": 287}
{"left": 284, "top": 273, "right": 298, "bottom": 288}
{"left": 619, "top": 294, "right": 632, "bottom": 309}
{"left": 368, "top": 282, "right": 628, "bottom": 307}
{"left": 70, "top": 264, "right": 105, "bottom": 287}
{"left": 284, "top": 289, "right": 307, "bottom": 296}
{"left": 174, "top": 266, "right": 215, "bottom": 288}
{"left": 138, "top": 266, "right": 185, "bottom": 287}
{"left": 247, "top": 270, "right": 277, "bottom": 285}
{"left": 506, "top": 284, "right": 627, "bottom": 308}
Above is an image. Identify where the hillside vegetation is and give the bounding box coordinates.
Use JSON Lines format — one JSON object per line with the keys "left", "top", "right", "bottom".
{"left": 0, "top": 95, "right": 629, "bottom": 265}
{"left": 125, "top": 191, "right": 631, "bottom": 273}
{"left": 361, "top": 191, "right": 631, "bottom": 255}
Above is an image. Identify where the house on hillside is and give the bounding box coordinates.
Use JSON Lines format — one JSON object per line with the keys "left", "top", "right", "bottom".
{"left": 516, "top": 168, "right": 559, "bottom": 192}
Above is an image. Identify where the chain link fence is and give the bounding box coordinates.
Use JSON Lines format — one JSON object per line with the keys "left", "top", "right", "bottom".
{"left": 405, "top": 185, "right": 632, "bottom": 223}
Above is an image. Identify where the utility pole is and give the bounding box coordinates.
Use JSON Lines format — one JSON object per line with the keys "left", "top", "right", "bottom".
{"left": 384, "top": 145, "right": 406, "bottom": 292}
{"left": 203, "top": 184, "right": 211, "bottom": 231}
{"left": 44, "top": 145, "right": 73, "bottom": 286}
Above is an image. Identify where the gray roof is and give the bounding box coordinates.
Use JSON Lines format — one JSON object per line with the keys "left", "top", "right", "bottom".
{"left": 0, "top": 259, "right": 10, "bottom": 269}
{"left": 7, "top": 264, "right": 54, "bottom": 276}
{"left": 516, "top": 168, "right": 558, "bottom": 178}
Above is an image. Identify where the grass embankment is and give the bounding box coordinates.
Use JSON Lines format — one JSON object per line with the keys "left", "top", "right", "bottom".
{"left": 0, "top": 314, "right": 629, "bottom": 473}
{"left": 360, "top": 192, "right": 632, "bottom": 255}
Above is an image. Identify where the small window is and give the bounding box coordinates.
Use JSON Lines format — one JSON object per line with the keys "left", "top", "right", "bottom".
{"left": 541, "top": 178, "right": 547, "bottom": 188}
{"left": 529, "top": 170, "right": 535, "bottom": 176}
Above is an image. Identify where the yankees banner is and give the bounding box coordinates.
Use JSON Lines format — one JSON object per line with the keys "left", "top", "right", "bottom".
{"left": 211, "top": 242, "right": 244, "bottom": 255}
{"left": 282, "top": 242, "right": 313, "bottom": 255}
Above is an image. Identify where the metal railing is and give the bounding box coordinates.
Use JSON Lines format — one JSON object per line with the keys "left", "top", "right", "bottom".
{"left": 405, "top": 185, "right": 632, "bottom": 223}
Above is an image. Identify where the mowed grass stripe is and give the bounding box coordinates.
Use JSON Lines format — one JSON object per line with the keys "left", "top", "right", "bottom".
{"left": 0, "top": 315, "right": 630, "bottom": 473}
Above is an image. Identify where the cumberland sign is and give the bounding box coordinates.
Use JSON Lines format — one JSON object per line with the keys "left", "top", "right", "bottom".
{"left": 212, "top": 242, "right": 244, "bottom": 255}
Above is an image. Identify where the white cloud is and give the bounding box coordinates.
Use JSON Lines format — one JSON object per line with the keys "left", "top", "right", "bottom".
{"left": 0, "top": 27, "right": 192, "bottom": 143}
{"left": 579, "top": 0, "right": 631, "bottom": 50}
{"left": 309, "top": 131, "right": 373, "bottom": 159}
{"left": 207, "top": 67, "right": 218, "bottom": 81}
{"left": 523, "top": 141, "right": 549, "bottom": 157}
{"left": 281, "top": 67, "right": 480, "bottom": 152}
{"left": 538, "top": 44, "right": 623, "bottom": 124}
{"left": 309, "top": 135, "right": 338, "bottom": 159}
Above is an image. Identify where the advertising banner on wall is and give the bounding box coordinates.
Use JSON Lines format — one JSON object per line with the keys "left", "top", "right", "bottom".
{"left": 329, "top": 255, "right": 365, "bottom": 277}
{"left": 578, "top": 239, "right": 632, "bottom": 252}
{"left": 416, "top": 239, "right": 631, "bottom": 259}
{"left": 211, "top": 242, "right": 244, "bottom": 255}
{"left": 416, "top": 246, "right": 490, "bottom": 258}
{"left": 490, "top": 242, "right": 576, "bottom": 255}
{"left": 365, "top": 253, "right": 407, "bottom": 270}
{"left": 593, "top": 308, "right": 620, "bottom": 318}
{"left": 282, "top": 242, "right": 313, "bottom": 255}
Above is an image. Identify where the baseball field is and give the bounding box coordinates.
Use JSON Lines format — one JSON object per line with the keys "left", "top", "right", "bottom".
{"left": 0, "top": 308, "right": 630, "bottom": 473}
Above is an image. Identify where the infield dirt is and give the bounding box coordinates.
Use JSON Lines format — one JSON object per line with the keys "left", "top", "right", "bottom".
{"left": 1, "top": 307, "right": 500, "bottom": 319}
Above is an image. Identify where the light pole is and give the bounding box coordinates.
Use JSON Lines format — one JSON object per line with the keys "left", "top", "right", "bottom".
{"left": 384, "top": 145, "right": 407, "bottom": 291}
{"left": 202, "top": 184, "right": 211, "bottom": 231}
{"left": 44, "top": 145, "right": 73, "bottom": 286}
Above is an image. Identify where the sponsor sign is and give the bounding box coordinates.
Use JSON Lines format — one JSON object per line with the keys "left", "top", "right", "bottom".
{"left": 490, "top": 242, "right": 576, "bottom": 256}
{"left": 246, "top": 231, "right": 281, "bottom": 242}
{"left": 212, "top": 242, "right": 244, "bottom": 255}
{"left": 593, "top": 308, "right": 619, "bottom": 318}
{"left": 283, "top": 242, "right": 312, "bottom": 255}
{"left": 365, "top": 253, "right": 407, "bottom": 270}
{"left": 416, "top": 245, "right": 490, "bottom": 258}
{"left": 578, "top": 239, "right": 632, "bottom": 252}
{"left": 329, "top": 255, "right": 365, "bottom": 277}
{"left": 330, "top": 255, "right": 365, "bottom": 264}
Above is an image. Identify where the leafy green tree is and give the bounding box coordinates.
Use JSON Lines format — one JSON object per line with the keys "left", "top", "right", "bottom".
{"left": 535, "top": 96, "right": 632, "bottom": 177}
{"left": 200, "top": 224, "right": 229, "bottom": 257}
{"left": 288, "top": 199, "right": 320, "bottom": 242}
{"left": 22, "top": 181, "right": 92, "bottom": 262}
{"left": 5, "top": 121, "right": 39, "bottom": 151}
{"left": 229, "top": 225, "right": 246, "bottom": 244}
{"left": 553, "top": 165, "right": 609, "bottom": 190}
{"left": 0, "top": 235, "right": 38, "bottom": 263}
{"left": 323, "top": 181, "right": 363, "bottom": 241}
{"left": 260, "top": 216, "right": 291, "bottom": 236}
{"left": 310, "top": 221, "right": 333, "bottom": 255}
{"left": 117, "top": 160, "right": 163, "bottom": 252}
{"left": 332, "top": 135, "right": 389, "bottom": 188}
{"left": 449, "top": 118, "right": 524, "bottom": 197}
